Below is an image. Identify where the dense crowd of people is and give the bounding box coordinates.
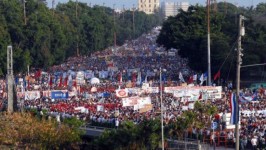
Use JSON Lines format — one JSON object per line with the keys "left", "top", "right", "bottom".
{"left": 0, "top": 27, "right": 265, "bottom": 149}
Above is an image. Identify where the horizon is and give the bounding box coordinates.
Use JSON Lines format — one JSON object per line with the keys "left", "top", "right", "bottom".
{"left": 48, "top": 0, "right": 265, "bottom": 9}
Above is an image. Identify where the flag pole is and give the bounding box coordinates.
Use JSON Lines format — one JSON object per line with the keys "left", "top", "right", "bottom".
{"left": 160, "top": 67, "right": 164, "bottom": 150}
{"left": 207, "top": 0, "right": 211, "bottom": 86}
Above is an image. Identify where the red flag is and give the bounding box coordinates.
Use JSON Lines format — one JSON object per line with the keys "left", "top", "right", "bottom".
{"left": 59, "top": 76, "right": 63, "bottom": 87}
{"left": 198, "top": 92, "right": 202, "bottom": 100}
{"left": 63, "top": 76, "right": 68, "bottom": 87}
{"left": 73, "top": 80, "right": 77, "bottom": 87}
{"left": 214, "top": 70, "right": 221, "bottom": 81}
{"left": 188, "top": 76, "right": 193, "bottom": 84}
{"left": 49, "top": 75, "right": 53, "bottom": 87}
{"left": 35, "top": 70, "right": 42, "bottom": 79}
{"left": 118, "top": 72, "right": 122, "bottom": 85}
{"left": 132, "top": 72, "right": 137, "bottom": 83}
{"left": 27, "top": 78, "right": 30, "bottom": 89}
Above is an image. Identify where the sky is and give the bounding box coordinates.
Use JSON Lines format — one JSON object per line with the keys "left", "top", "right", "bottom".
{"left": 47, "top": 0, "right": 265, "bottom": 9}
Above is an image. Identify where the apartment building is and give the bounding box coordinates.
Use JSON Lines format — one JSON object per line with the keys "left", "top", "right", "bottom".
{"left": 161, "top": 1, "right": 189, "bottom": 18}
{"left": 138, "top": 0, "right": 160, "bottom": 14}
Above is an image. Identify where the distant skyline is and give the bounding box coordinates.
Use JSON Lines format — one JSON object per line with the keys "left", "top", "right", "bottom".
{"left": 48, "top": 0, "right": 265, "bottom": 9}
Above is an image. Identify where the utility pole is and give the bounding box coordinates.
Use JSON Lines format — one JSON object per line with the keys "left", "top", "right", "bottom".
{"left": 160, "top": 68, "right": 164, "bottom": 150}
{"left": 123, "top": 5, "right": 125, "bottom": 21}
{"left": 7, "top": 46, "right": 14, "bottom": 113}
{"left": 23, "top": 0, "right": 26, "bottom": 25}
{"left": 113, "top": 4, "right": 116, "bottom": 51}
{"left": 102, "top": 2, "right": 105, "bottom": 13}
{"left": 207, "top": 0, "right": 211, "bottom": 85}
{"left": 236, "top": 14, "right": 245, "bottom": 150}
{"left": 52, "top": 0, "right": 55, "bottom": 16}
{"left": 132, "top": 4, "right": 135, "bottom": 40}
{"left": 76, "top": 0, "right": 79, "bottom": 56}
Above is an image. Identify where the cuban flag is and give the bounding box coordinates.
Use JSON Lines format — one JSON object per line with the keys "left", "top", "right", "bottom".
{"left": 239, "top": 92, "right": 258, "bottom": 103}
{"left": 230, "top": 93, "right": 239, "bottom": 125}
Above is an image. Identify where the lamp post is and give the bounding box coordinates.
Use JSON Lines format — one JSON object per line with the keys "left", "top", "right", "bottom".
{"left": 76, "top": 0, "right": 79, "bottom": 56}
{"left": 7, "top": 45, "right": 14, "bottom": 113}
{"left": 113, "top": 4, "right": 116, "bottom": 51}
{"left": 23, "top": 0, "right": 26, "bottom": 25}
{"left": 235, "top": 14, "right": 245, "bottom": 150}
{"left": 132, "top": 4, "right": 135, "bottom": 39}
{"left": 207, "top": 0, "right": 211, "bottom": 86}
{"left": 160, "top": 67, "right": 164, "bottom": 150}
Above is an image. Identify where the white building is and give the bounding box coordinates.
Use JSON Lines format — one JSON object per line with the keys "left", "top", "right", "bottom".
{"left": 138, "top": 0, "right": 160, "bottom": 14}
{"left": 161, "top": 1, "right": 190, "bottom": 18}
{"left": 179, "top": 2, "right": 189, "bottom": 12}
{"left": 161, "top": 2, "right": 178, "bottom": 18}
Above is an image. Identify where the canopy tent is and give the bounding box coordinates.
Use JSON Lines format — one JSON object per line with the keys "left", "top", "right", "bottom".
{"left": 90, "top": 77, "right": 100, "bottom": 84}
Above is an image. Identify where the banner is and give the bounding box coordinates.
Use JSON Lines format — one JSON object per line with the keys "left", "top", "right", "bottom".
{"left": 97, "top": 105, "right": 104, "bottom": 112}
{"left": 42, "top": 91, "right": 51, "bottom": 97}
{"left": 126, "top": 88, "right": 142, "bottom": 95}
{"left": 139, "top": 104, "right": 153, "bottom": 113}
{"left": 138, "top": 97, "right": 151, "bottom": 106}
{"left": 25, "top": 91, "right": 41, "bottom": 100}
{"left": 122, "top": 96, "right": 139, "bottom": 107}
{"left": 122, "top": 96, "right": 151, "bottom": 107}
{"left": 166, "top": 86, "right": 222, "bottom": 99}
{"left": 76, "top": 71, "right": 85, "bottom": 85}
{"left": 144, "top": 87, "right": 159, "bottom": 93}
{"left": 17, "top": 92, "right": 25, "bottom": 99}
{"left": 116, "top": 89, "right": 128, "bottom": 98}
{"left": 84, "top": 71, "right": 94, "bottom": 79}
{"left": 51, "top": 90, "right": 68, "bottom": 99}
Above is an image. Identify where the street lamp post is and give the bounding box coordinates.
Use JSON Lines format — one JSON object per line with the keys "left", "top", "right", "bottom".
{"left": 113, "top": 4, "right": 116, "bottom": 51}
{"left": 132, "top": 4, "right": 135, "bottom": 39}
{"left": 207, "top": 0, "right": 211, "bottom": 86}
{"left": 235, "top": 14, "right": 245, "bottom": 150}
{"left": 23, "top": 0, "right": 26, "bottom": 25}
{"left": 160, "top": 68, "right": 164, "bottom": 150}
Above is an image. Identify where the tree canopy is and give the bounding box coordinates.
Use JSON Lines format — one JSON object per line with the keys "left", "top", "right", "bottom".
{"left": 157, "top": 2, "right": 266, "bottom": 80}
{"left": 0, "top": 0, "right": 161, "bottom": 75}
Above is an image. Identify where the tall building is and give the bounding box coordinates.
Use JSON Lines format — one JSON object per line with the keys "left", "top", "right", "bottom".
{"left": 161, "top": 1, "right": 190, "bottom": 18}
{"left": 138, "top": 0, "right": 160, "bottom": 14}
{"left": 161, "top": 2, "right": 178, "bottom": 18}
{"left": 179, "top": 2, "right": 189, "bottom": 12}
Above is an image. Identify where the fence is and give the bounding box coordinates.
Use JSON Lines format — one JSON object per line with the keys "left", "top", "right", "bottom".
{"left": 167, "top": 139, "right": 210, "bottom": 150}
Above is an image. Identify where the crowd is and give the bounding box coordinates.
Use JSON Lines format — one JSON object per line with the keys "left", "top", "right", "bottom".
{"left": 0, "top": 27, "right": 266, "bottom": 149}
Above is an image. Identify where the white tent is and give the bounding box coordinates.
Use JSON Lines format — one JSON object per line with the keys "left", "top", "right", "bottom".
{"left": 90, "top": 77, "right": 100, "bottom": 84}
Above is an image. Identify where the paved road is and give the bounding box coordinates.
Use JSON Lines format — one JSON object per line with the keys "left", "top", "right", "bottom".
{"left": 209, "top": 146, "right": 234, "bottom": 150}
{"left": 80, "top": 126, "right": 108, "bottom": 137}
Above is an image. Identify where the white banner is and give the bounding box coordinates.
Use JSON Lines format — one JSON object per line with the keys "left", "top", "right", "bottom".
{"left": 97, "top": 105, "right": 104, "bottom": 112}
{"left": 122, "top": 96, "right": 139, "bottom": 107}
{"left": 122, "top": 96, "right": 151, "bottom": 107}
{"left": 116, "top": 89, "right": 128, "bottom": 98}
{"left": 25, "top": 91, "right": 41, "bottom": 100}
{"left": 167, "top": 86, "right": 222, "bottom": 99}
{"left": 138, "top": 97, "right": 151, "bottom": 106}
{"left": 144, "top": 87, "right": 159, "bottom": 93}
{"left": 84, "top": 71, "right": 94, "bottom": 79}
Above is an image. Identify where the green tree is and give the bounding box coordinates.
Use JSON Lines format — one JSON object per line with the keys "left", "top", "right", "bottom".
{"left": 168, "top": 101, "right": 217, "bottom": 140}
{"left": 157, "top": 3, "right": 266, "bottom": 80}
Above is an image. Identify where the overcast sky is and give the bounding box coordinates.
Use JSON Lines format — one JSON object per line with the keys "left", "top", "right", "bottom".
{"left": 47, "top": 0, "right": 265, "bottom": 9}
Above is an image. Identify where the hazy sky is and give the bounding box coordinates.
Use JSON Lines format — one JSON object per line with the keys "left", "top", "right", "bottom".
{"left": 48, "top": 0, "right": 265, "bottom": 9}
